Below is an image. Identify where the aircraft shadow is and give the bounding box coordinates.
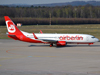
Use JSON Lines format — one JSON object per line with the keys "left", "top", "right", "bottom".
{"left": 29, "top": 44, "right": 50, "bottom": 47}
{"left": 29, "top": 44, "right": 100, "bottom": 48}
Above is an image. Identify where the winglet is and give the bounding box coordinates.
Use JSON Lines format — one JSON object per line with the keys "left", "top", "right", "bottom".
{"left": 33, "top": 33, "right": 38, "bottom": 39}
{"left": 40, "top": 30, "right": 43, "bottom": 34}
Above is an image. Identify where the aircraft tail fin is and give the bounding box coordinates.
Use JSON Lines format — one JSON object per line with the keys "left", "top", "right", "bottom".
{"left": 4, "top": 16, "right": 24, "bottom": 40}
{"left": 4, "top": 16, "right": 22, "bottom": 35}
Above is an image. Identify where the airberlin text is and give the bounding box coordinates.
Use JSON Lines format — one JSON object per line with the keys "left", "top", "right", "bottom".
{"left": 59, "top": 35, "right": 83, "bottom": 40}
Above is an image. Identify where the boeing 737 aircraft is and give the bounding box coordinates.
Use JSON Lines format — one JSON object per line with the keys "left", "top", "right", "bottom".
{"left": 4, "top": 16, "right": 99, "bottom": 47}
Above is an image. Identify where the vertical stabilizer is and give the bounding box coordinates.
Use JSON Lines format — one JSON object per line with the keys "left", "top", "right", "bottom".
{"left": 4, "top": 16, "right": 22, "bottom": 35}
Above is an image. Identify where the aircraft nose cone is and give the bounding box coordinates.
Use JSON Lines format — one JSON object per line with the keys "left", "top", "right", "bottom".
{"left": 96, "top": 38, "right": 99, "bottom": 42}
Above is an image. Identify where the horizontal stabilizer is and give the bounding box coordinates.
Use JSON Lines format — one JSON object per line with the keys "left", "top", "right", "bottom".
{"left": 8, "top": 34, "right": 19, "bottom": 40}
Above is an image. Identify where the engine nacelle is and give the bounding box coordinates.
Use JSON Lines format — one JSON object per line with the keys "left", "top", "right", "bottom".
{"left": 56, "top": 41, "right": 66, "bottom": 46}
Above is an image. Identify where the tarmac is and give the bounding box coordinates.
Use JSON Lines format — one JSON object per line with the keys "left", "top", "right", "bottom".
{"left": 0, "top": 39, "right": 100, "bottom": 75}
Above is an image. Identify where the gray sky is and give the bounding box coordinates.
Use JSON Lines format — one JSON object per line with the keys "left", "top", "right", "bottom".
{"left": 0, "top": 0, "right": 99, "bottom": 5}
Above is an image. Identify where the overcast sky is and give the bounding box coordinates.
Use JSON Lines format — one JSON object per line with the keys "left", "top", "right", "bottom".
{"left": 0, "top": 0, "right": 99, "bottom": 5}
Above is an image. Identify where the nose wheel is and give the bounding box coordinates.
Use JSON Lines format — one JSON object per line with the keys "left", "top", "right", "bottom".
{"left": 50, "top": 43, "right": 53, "bottom": 47}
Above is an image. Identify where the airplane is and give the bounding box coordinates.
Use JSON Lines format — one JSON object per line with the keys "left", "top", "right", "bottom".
{"left": 4, "top": 16, "right": 99, "bottom": 47}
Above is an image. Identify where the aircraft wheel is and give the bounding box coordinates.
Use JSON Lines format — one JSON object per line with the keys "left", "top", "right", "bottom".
{"left": 50, "top": 43, "right": 53, "bottom": 47}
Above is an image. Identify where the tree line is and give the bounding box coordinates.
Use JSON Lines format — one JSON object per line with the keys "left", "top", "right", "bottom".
{"left": 1, "top": 5, "right": 100, "bottom": 18}
{"left": 0, "top": 5, "right": 100, "bottom": 25}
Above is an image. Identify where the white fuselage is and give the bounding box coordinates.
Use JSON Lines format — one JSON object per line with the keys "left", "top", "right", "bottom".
{"left": 22, "top": 31, "right": 99, "bottom": 44}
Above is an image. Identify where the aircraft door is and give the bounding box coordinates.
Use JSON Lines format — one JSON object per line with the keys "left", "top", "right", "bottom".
{"left": 86, "top": 36, "right": 89, "bottom": 41}
{"left": 56, "top": 35, "right": 59, "bottom": 40}
{"left": 55, "top": 35, "right": 58, "bottom": 40}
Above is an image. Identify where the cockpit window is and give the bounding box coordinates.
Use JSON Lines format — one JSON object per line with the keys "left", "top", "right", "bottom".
{"left": 91, "top": 36, "right": 95, "bottom": 38}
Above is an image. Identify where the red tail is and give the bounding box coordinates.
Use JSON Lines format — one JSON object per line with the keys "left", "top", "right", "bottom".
{"left": 4, "top": 16, "right": 23, "bottom": 40}
{"left": 4, "top": 16, "right": 22, "bottom": 35}
{"left": 4, "top": 16, "right": 43, "bottom": 43}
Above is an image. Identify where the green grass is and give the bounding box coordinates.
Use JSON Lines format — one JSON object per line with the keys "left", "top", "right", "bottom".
{"left": 0, "top": 24, "right": 100, "bottom": 40}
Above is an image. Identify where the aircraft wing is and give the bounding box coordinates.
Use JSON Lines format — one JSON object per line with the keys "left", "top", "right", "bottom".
{"left": 33, "top": 33, "right": 57, "bottom": 43}
{"left": 39, "top": 39, "right": 57, "bottom": 43}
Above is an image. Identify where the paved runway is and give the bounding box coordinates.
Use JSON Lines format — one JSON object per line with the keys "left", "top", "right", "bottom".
{"left": 0, "top": 39, "right": 100, "bottom": 75}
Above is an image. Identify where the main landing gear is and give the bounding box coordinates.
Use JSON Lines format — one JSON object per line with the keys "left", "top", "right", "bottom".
{"left": 50, "top": 43, "right": 53, "bottom": 47}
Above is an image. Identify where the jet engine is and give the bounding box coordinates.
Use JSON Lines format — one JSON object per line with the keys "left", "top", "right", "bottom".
{"left": 56, "top": 41, "right": 66, "bottom": 46}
